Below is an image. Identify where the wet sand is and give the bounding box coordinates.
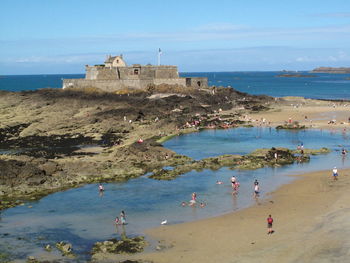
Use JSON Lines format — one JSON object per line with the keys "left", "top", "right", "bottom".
{"left": 248, "top": 97, "right": 350, "bottom": 129}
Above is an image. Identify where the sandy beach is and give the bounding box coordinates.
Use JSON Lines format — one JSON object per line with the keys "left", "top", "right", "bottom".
{"left": 125, "top": 168, "right": 350, "bottom": 263}
{"left": 114, "top": 101, "right": 350, "bottom": 263}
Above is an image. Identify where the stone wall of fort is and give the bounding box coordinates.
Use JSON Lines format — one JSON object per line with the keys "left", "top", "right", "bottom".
{"left": 86, "top": 66, "right": 119, "bottom": 80}
{"left": 185, "top": 77, "right": 208, "bottom": 88}
{"left": 63, "top": 78, "right": 187, "bottom": 92}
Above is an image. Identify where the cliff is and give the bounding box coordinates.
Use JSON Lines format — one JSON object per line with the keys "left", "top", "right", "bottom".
{"left": 311, "top": 67, "right": 350, "bottom": 74}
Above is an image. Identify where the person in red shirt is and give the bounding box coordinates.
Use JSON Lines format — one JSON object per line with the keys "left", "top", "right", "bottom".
{"left": 267, "top": 215, "right": 274, "bottom": 234}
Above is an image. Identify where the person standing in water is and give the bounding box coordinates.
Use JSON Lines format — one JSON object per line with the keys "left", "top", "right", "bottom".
{"left": 254, "top": 183, "right": 260, "bottom": 198}
{"left": 98, "top": 183, "right": 104, "bottom": 192}
{"left": 120, "top": 211, "right": 126, "bottom": 225}
{"left": 189, "top": 192, "right": 197, "bottom": 206}
{"left": 231, "top": 176, "right": 237, "bottom": 189}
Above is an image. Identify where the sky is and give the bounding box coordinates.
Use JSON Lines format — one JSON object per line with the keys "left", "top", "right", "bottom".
{"left": 1, "top": 0, "right": 350, "bottom": 74}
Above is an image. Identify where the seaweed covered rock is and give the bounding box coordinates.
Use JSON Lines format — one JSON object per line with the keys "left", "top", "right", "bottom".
{"left": 92, "top": 236, "right": 148, "bottom": 255}
{"left": 276, "top": 121, "right": 306, "bottom": 130}
{"left": 55, "top": 241, "right": 75, "bottom": 257}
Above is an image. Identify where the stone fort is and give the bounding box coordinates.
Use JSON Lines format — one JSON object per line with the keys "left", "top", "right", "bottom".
{"left": 62, "top": 55, "right": 208, "bottom": 91}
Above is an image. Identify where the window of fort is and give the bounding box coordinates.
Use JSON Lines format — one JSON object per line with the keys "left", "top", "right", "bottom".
{"left": 134, "top": 69, "right": 139, "bottom": 75}
{"left": 197, "top": 81, "right": 201, "bottom": 87}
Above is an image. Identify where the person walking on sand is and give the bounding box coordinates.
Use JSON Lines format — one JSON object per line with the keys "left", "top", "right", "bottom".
{"left": 267, "top": 214, "right": 274, "bottom": 234}
{"left": 332, "top": 167, "right": 338, "bottom": 180}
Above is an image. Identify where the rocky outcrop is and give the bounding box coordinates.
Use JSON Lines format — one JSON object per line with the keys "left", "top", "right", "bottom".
{"left": 0, "top": 87, "right": 275, "bottom": 210}
{"left": 311, "top": 67, "right": 350, "bottom": 74}
{"left": 276, "top": 122, "right": 306, "bottom": 130}
{"left": 91, "top": 236, "right": 148, "bottom": 255}
{"left": 276, "top": 74, "right": 316, "bottom": 78}
{"left": 55, "top": 241, "right": 75, "bottom": 257}
{"left": 148, "top": 147, "right": 328, "bottom": 180}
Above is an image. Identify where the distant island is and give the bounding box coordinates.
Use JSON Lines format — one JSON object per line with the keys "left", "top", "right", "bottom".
{"left": 275, "top": 74, "right": 316, "bottom": 78}
{"left": 311, "top": 67, "right": 350, "bottom": 74}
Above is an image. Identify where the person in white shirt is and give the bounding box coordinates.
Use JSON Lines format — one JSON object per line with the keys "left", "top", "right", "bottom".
{"left": 332, "top": 167, "right": 338, "bottom": 180}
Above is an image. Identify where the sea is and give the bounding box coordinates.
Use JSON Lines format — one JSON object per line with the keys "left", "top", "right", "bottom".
{"left": 1, "top": 72, "right": 350, "bottom": 261}
{"left": 1, "top": 71, "right": 350, "bottom": 100}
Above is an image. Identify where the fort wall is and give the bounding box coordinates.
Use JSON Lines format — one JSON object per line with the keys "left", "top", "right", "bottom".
{"left": 63, "top": 78, "right": 188, "bottom": 92}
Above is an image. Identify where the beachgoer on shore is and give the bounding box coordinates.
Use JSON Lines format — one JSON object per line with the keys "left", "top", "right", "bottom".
{"left": 267, "top": 214, "right": 274, "bottom": 234}
{"left": 120, "top": 211, "right": 126, "bottom": 224}
{"left": 332, "top": 167, "right": 338, "bottom": 180}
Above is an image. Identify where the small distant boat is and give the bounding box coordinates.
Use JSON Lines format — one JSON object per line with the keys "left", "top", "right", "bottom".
{"left": 161, "top": 220, "right": 167, "bottom": 225}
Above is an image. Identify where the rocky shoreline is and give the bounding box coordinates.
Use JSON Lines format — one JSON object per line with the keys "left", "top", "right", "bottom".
{"left": 0, "top": 86, "right": 274, "bottom": 210}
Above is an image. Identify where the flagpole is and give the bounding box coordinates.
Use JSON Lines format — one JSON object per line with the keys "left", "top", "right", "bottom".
{"left": 158, "top": 48, "right": 162, "bottom": 66}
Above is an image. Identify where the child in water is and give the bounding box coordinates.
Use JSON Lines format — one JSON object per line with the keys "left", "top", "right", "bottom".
{"left": 115, "top": 217, "right": 120, "bottom": 225}
{"left": 189, "top": 192, "right": 197, "bottom": 206}
{"left": 98, "top": 183, "right": 104, "bottom": 192}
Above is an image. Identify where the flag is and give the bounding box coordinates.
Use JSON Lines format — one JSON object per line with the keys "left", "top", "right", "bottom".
{"left": 159, "top": 48, "right": 162, "bottom": 55}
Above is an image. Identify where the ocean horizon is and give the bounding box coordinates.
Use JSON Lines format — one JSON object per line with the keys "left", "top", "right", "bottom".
{"left": 1, "top": 71, "right": 350, "bottom": 100}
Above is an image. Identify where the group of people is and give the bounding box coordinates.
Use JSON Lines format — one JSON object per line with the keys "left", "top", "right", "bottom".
{"left": 115, "top": 210, "right": 127, "bottom": 225}
{"left": 98, "top": 184, "right": 127, "bottom": 226}
{"left": 230, "top": 176, "right": 260, "bottom": 197}
{"left": 182, "top": 192, "right": 206, "bottom": 208}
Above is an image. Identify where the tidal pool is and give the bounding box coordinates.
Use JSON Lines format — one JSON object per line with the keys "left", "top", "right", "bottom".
{"left": 1, "top": 127, "right": 349, "bottom": 261}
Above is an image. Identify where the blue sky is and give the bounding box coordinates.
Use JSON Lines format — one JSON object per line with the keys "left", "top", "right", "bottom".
{"left": 1, "top": 0, "right": 350, "bottom": 74}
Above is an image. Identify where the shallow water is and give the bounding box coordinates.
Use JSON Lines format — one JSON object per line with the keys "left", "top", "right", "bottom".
{"left": 1, "top": 127, "right": 349, "bottom": 261}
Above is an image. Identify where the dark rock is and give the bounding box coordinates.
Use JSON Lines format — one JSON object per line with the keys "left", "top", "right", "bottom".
{"left": 91, "top": 236, "right": 148, "bottom": 255}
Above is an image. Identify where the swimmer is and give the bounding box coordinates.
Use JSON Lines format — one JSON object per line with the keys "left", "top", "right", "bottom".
{"left": 342, "top": 148, "right": 347, "bottom": 156}
{"left": 200, "top": 202, "right": 206, "bottom": 208}
{"left": 98, "top": 183, "right": 104, "bottom": 192}
{"left": 115, "top": 216, "right": 120, "bottom": 225}
{"left": 181, "top": 201, "right": 187, "bottom": 207}
{"left": 216, "top": 180, "right": 224, "bottom": 185}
